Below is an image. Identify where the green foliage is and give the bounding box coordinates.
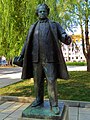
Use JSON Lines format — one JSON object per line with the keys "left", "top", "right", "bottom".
{"left": 0, "top": 0, "right": 38, "bottom": 60}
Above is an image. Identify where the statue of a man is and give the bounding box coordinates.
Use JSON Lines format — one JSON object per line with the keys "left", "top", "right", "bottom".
{"left": 18, "top": 4, "right": 71, "bottom": 115}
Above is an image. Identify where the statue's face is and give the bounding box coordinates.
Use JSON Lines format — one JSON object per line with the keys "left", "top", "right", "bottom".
{"left": 38, "top": 6, "right": 48, "bottom": 20}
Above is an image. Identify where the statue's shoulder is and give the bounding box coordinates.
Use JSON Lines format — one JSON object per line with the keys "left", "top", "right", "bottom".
{"left": 49, "top": 20, "right": 56, "bottom": 24}
{"left": 49, "top": 20, "right": 57, "bottom": 27}
{"left": 49, "top": 20, "right": 60, "bottom": 26}
{"left": 28, "top": 21, "right": 38, "bottom": 31}
{"left": 49, "top": 20, "right": 61, "bottom": 30}
{"left": 31, "top": 21, "right": 38, "bottom": 27}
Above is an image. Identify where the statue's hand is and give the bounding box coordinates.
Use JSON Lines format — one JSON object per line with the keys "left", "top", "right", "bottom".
{"left": 13, "top": 55, "right": 23, "bottom": 67}
{"left": 68, "top": 36, "right": 72, "bottom": 43}
{"left": 65, "top": 35, "right": 72, "bottom": 44}
{"left": 17, "top": 55, "right": 23, "bottom": 61}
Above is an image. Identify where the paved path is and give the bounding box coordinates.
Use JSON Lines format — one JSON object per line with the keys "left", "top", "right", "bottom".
{"left": 0, "top": 67, "right": 22, "bottom": 88}
{"left": 67, "top": 66, "right": 87, "bottom": 71}
{"left": 0, "top": 99, "right": 90, "bottom": 120}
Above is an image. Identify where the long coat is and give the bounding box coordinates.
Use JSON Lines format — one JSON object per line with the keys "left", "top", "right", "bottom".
{"left": 21, "top": 20, "right": 71, "bottom": 80}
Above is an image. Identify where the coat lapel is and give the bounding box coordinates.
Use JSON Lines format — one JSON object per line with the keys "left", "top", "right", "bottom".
{"left": 49, "top": 20, "right": 58, "bottom": 41}
{"left": 27, "top": 21, "right": 38, "bottom": 43}
{"left": 49, "top": 20, "right": 69, "bottom": 79}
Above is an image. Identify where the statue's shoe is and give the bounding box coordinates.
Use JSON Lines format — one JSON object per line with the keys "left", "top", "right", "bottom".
{"left": 52, "top": 106, "right": 60, "bottom": 115}
{"left": 31, "top": 100, "right": 44, "bottom": 107}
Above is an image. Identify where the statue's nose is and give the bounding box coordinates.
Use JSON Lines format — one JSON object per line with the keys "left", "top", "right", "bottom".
{"left": 41, "top": 11, "right": 45, "bottom": 13}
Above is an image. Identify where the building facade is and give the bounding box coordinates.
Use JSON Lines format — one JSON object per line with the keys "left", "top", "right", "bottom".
{"left": 62, "top": 35, "right": 86, "bottom": 62}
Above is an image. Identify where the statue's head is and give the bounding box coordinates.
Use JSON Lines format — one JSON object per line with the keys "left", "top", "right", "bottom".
{"left": 36, "top": 4, "right": 50, "bottom": 20}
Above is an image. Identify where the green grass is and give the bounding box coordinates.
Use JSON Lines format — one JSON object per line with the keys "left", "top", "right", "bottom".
{"left": 66, "top": 62, "right": 86, "bottom": 66}
{"left": 0, "top": 71, "right": 90, "bottom": 101}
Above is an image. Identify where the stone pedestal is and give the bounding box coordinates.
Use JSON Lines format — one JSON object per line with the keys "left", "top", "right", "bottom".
{"left": 21, "top": 100, "right": 69, "bottom": 120}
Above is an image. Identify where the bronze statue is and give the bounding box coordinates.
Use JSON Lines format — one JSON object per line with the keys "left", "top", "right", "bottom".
{"left": 17, "top": 4, "right": 71, "bottom": 115}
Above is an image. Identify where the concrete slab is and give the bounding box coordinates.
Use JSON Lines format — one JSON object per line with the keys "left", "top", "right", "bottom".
{"left": 0, "top": 113, "right": 10, "bottom": 120}
{"left": 79, "top": 101, "right": 90, "bottom": 108}
{"left": 79, "top": 114, "right": 90, "bottom": 120}
{"left": 79, "top": 107, "right": 90, "bottom": 114}
{"left": 0, "top": 101, "right": 15, "bottom": 109}
{"left": 69, "top": 107, "right": 78, "bottom": 116}
{"left": 69, "top": 115, "right": 77, "bottom": 120}
{"left": 4, "top": 117, "right": 21, "bottom": 120}
{"left": 79, "top": 107, "right": 90, "bottom": 120}
{"left": 69, "top": 107, "right": 78, "bottom": 120}
{"left": 9, "top": 103, "right": 30, "bottom": 118}
{"left": 1, "top": 102, "right": 24, "bottom": 114}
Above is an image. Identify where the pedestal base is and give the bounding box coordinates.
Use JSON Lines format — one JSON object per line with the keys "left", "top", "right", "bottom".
{"left": 21, "top": 100, "right": 69, "bottom": 120}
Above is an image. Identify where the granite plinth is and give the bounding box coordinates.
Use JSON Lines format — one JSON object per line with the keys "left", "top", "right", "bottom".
{"left": 21, "top": 100, "right": 69, "bottom": 120}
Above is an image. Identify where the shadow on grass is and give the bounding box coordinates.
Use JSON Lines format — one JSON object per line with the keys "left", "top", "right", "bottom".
{"left": 1, "top": 80, "right": 35, "bottom": 97}
{"left": 0, "top": 71, "right": 90, "bottom": 101}
{"left": 0, "top": 79, "right": 48, "bottom": 98}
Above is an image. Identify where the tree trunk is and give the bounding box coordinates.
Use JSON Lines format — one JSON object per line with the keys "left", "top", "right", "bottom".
{"left": 85, "top": 0, "right": 90, "bottom": 71}
{"left": 87, "top": 58, "right": 90, "bottom": 72}
{"left": 86, "top": 45, "right": 90, "bottom": 71}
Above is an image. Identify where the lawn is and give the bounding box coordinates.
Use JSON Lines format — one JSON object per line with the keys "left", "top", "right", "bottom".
{"left": 0, "top": 71, "right": 90, "bottom": 101}
{"left": 66, "top": 62, "right": 86, "bottom": 66}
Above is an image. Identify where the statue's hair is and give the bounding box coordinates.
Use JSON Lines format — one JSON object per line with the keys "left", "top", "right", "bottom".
{"left": 36, "top": 3, "right": 50, "bottom": 16}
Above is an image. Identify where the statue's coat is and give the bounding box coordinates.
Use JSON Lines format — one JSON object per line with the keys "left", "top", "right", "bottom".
{"left": 21, "top": 20, "right": 71, "bottom": 80}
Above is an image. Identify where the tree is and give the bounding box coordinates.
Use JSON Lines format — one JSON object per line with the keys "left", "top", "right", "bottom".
{"left": 71, "top": 0, "right": 90, "bottom": 71}
{"left": 84, "top": 0, "right": 90, "bottom": 71}
{"left": 0, "top": 0, "right": 38, "bottom": 62}
{"left": 57, "top": 0, "right": 90, "bottom": 71}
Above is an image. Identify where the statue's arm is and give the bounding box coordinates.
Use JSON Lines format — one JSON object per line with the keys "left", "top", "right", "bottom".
{"left": 56, "top": 22, "right": 72, "bottom": 45}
